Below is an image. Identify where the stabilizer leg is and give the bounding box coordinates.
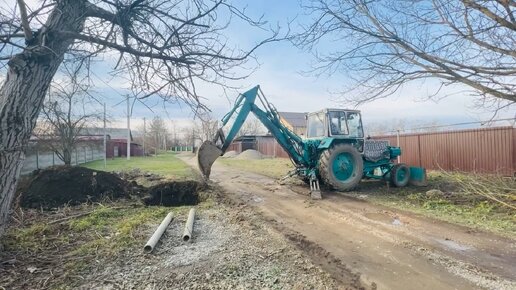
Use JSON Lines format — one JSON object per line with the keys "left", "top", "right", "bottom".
{"left": 310, "top": 177, "right": 322, "bottom": 200}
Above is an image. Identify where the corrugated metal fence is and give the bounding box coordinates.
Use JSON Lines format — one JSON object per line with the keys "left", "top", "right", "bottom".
{"left": 372, "top": 126, "right": 515, "bottom": 176}
{"left": 227, "top": 127, "right": 515, "bottom": 176}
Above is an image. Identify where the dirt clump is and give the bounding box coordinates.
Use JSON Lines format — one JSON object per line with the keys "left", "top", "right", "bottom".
{"left": 143, "top": 180, "right": 203, "bottom": 206}
{"left": 19, "top": 166, "right": 135, "bottom": 209}
{"left": 235, "top": 149, "right": 263, "bottom": 160}
{"left": 115, "top": 168, "right": 163, "bottom": 182}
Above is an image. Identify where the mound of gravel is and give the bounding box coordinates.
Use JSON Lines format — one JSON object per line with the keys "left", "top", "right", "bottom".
{"left": 235, "top": 149, "right": 263, "bottom": 160}
{"left": 222, "top": 150, "right": 238, "bottom": 158}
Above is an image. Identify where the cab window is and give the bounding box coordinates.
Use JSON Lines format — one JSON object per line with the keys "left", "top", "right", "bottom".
{"left": 329, "top": 111, "right": 348, "bottom": 135}
{"left": 346, "top": 112, "right": 364, "bottom": 138}
{"left": 307, "top": 113, "right": 326, "bottom": 138}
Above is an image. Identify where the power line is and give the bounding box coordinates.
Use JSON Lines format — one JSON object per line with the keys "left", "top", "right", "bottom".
{"left": 369, "top": 117, "right": 516, "bottom": 136}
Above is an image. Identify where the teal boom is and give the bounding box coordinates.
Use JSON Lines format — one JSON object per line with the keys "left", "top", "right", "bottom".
{"left": 219, "top": 86, "right": 307, "bottom": 166}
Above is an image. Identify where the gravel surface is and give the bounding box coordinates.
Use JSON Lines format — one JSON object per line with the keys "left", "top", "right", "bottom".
{"left": 78, "top": 201, "right": 339, "bottom": 289}
{"left": 235, "top": 150, "right": 263, "bottom": 160}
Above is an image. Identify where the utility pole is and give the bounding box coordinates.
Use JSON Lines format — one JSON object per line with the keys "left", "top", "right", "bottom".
{"left": 192, "top": 127, "right": 195, "bottom": 152}
{"left": 143, "top": 117, "right": 146, "bottom": 157}
{"left": 127, "top": 96, "right": 131, "bottom": 160}
{"left": 103, "top": 102, "right": 107, "bottom": 168}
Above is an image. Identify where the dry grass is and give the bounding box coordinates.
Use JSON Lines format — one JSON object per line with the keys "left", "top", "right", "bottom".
{"left": 441, "top": 171, "right": 516, "bottom": 210}
{"left": 0, "top": 202, "right": 188, "bottom": 289}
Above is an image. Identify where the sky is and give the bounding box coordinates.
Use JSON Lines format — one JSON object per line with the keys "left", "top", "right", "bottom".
{"left": 7, "top": 0, "right": 516, "bottom": 134}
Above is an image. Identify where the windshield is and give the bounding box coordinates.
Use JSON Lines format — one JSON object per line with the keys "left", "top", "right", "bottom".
{"left": 346, "top": 112, "right": 364, "bottom": 138}
{"left": 307, "top": 112, "right": 326, "bottom": 137}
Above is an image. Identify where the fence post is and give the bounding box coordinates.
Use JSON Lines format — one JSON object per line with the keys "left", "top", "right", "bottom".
{"left": 396, "top": 130, "right": 401, "bottom": 163}
{"left": 36, "top": 148, "right": 39, "bottom": 169}
{"left": 52, "top": 151, "right": 55, "bottom": 166}
{"left": 417, "top": 134, "right": 422, "bottom": 167}
{"left": 75, "top": 150, "right": 78, "bottom": 165}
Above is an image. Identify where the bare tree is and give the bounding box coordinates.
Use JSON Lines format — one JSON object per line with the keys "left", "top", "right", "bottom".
{"left": 193, "top": 112, "right": 219, "bottom": 143}
{"left": 295, "top": 0, "right": 515, "bottom": 110}
{"left": 34, "top": 65, "right": 100, "bottom": 165}
{"left": 0, "top": 0, "right": 280, "bottom": 237}
{"left": 238, "top": 117, "right": 266, "bottom": 136}
{"left": 148, "top": 116, "right": 169, "bottom": 154}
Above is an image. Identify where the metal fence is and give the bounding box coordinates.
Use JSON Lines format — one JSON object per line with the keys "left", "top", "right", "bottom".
{"left": 226, "top": 126, "right": 515, "bottom": 176}
{"left": 21, "top": 143, "right": 104, "bottom": 175}
{"left": 372, "top": 126, "right": 516, "bottom": 176}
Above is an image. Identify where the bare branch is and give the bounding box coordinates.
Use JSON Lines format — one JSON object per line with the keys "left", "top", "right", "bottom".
{"left": 295, "top": 0, "right": 516, "bottom": 109}
{"left": 15, "top": 0, "right": 32, "bottom": 41}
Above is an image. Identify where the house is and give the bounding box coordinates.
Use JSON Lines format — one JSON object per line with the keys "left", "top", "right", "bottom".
{"left": 278, "top": 112, "right": 307, "bottom": 137}
{"left": 80, "top": 127, "right": 144, "bottom": 158}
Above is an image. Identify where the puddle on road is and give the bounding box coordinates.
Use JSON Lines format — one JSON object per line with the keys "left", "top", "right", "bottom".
{"left": 364, "top": 212, "right": 404, "bottom": 226}
{"left": 435, "top": 238, "right": 473, "bottom": 251}
{"left": 252, "top": 196, "right": 264, "bottom": 203}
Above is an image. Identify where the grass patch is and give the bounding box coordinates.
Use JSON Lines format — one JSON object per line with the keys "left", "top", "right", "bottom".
{"left": 1, "top": 202, "right": 190, "bottom": 288}
{"left": 218, "top": 158, "right": 294, "bottom": 179}
{"left": 82, "top": 152, "right": 195, "bottom": 180}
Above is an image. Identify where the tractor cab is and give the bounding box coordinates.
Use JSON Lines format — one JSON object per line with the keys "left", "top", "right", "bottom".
{"left": 306, "top": 109, "right": 364, "bottom": 139}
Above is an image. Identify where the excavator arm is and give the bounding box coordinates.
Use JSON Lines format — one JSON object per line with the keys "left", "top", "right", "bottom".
{"left": 197, "top": 85, "right": 307, "bottom": 179}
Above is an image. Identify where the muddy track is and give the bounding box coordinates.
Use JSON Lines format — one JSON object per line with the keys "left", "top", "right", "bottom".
{"left": 180, "top": 155, "right": 516, "bottom": 290}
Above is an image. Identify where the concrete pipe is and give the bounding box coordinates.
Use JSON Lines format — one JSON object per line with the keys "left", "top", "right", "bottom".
{"left": 144, "top": 212, "right": 173, "bottom": 253}
{"left": 182, "top": 208, "right": 196, "bottom": 242}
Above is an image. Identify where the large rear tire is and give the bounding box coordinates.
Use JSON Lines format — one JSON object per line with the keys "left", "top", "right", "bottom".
{"left": 319, "top": 144, "right": 363, "bottom": 191}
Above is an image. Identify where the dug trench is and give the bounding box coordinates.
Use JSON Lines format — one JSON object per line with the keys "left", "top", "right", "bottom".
{"left": 17, "top": 166, "right": 203, "bottom": 209}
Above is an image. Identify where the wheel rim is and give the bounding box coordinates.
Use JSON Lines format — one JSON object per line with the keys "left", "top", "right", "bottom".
{"left": 396, "top": 167, "right": 408, "bottom": 183}
{"left": 332, "top": 152, "right": 355, "bottom": 182}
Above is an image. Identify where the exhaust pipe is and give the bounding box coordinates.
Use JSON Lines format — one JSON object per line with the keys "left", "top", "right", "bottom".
{"left": 144, "top": 212, "right": 173, "bottom": 253}
{"left": 182, "top": 208, "right": 196, "bottom": 242}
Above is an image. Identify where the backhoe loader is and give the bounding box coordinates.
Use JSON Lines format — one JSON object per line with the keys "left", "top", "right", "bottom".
{"left": 197, "top": 86, "right": 426, "bottom": 199}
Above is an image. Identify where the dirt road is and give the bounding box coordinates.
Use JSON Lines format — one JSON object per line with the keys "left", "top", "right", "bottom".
{"left": 180, "top": 155, "right": 516, "bottom": 290}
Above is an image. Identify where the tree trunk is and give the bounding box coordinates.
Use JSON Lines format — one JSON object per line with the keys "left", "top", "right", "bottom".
{"left": 0, "top": 0, "right": 87, "bottom": 238}
{"left": 63, "top": 148, "right": 72, "bottom": 165}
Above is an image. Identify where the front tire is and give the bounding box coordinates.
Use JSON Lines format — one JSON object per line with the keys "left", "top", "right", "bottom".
{"left": 390, "top": 163, "right": 410, "bottom": 187}
{"left": 319, "top": 144, "right": 363, "bottom": 191}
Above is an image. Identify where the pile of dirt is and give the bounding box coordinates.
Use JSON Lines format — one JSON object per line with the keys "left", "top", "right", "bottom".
{"left": 19, "top": 166, "right": 135, "bottom": 209}
{"left": 222, "top": 150, "right": 238, "bottom": 158}
{"left": 143, "top": 181, "right": 202, "bottom": 206}
{"left": 235, "top": 149, "right": 263, "bottom": 160}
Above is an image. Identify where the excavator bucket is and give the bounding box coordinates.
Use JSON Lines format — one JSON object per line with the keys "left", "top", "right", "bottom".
{"left": 197, "top": 141, "right": 223, "bottom": 179}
